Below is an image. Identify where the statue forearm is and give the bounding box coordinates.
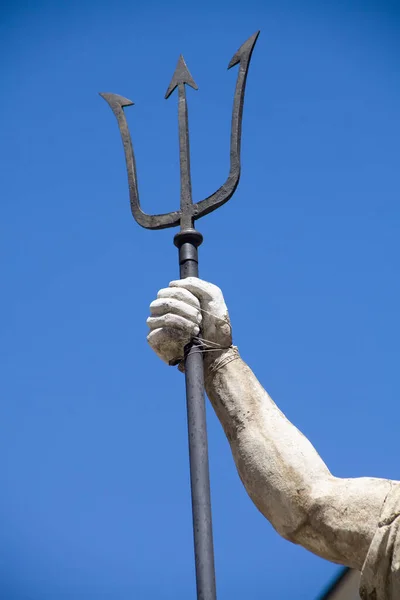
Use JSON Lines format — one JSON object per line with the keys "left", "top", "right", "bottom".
{"left": 204, "top": 351, "right": 331, "bottom": 536}
{"left": 204, "top": 350, "right": 392, "bottom": 570}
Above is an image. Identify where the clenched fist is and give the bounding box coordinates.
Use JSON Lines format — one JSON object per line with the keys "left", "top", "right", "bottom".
{"left": 147, "top": 278, "right": 232, "bottom": 366}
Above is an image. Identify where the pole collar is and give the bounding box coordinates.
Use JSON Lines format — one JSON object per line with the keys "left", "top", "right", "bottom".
{"left": 174, "top": 228, "right": 203, "bottom": 249}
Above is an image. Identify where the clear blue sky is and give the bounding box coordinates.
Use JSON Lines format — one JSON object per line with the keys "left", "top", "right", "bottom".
{"left": 1, "top": 1, "right": 399, "bottom": 598}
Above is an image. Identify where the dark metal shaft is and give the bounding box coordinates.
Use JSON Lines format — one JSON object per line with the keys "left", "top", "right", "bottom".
{"left": 175, "top": 230, "right": 217, "bottom": 600}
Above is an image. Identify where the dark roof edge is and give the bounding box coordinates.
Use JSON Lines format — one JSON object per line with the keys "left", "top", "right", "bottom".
{"left": 316, "top": 567, "right": 351, "bottom": 599}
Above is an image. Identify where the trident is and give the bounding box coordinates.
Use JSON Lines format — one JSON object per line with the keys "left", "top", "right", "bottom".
{"left": 100, "top": 31, "right": 259, "bottom": 600}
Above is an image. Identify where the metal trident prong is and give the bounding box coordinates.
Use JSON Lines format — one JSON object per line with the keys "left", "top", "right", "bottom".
{"left": 165, "top": 54, "right": 198, "bottom": 230}
{"left": 100, "top": 32, "right": 259, "bottom": 600}
{"left": 100, "top": 31, "right": 259, "bottom": 232}
{"left": 99, "top": 92, "right": 181, "bottom": 230}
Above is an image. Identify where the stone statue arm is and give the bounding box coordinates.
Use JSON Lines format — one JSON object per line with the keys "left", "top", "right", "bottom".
{"left": 203, "top": 351, "right": 391, "bottom": 570}
{"left": 147, "top": 277, "right": 392, "bottom": 571}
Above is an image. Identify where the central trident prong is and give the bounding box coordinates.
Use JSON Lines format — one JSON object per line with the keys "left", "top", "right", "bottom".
{"left": 100, "top": 31, "right": 259, "bottom": 600}
{"left": 165, "top": 54, "right": 198, "bottom": 231}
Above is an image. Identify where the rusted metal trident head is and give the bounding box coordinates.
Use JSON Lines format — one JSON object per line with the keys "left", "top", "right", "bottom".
{"left": 100, "top": 31, "right": 259, "bottom": 235}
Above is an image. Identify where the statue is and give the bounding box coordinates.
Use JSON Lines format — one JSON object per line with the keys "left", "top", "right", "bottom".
{"left": 147, "top": 277, "right": 400, "bottom": 600}
{"left": 100, "top": 30, "right": 397, "bottom": 600}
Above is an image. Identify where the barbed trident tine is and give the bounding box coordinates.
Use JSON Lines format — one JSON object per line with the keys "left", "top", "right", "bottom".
{"left": 100, "top": 31, "right": 259, "bottom": 600}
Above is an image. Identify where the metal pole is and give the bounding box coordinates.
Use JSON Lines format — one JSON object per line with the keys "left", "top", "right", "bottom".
{"left": 169, "top": 49, "right": 217, "bottom": 598}
{"left": 174, "top": 229, "right": 216, "bottom": 600}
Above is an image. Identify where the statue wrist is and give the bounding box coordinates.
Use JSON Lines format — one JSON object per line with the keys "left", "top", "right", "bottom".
{"left": 177, "top": 342, "right": 238, "bottom": 375}
{"left": 204, "top": 345, "right": 240, "bottom": 377}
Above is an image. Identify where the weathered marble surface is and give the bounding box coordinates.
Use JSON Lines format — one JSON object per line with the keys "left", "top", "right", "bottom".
{"left": 147, "top": 277, "right": 400, "bottom": 600}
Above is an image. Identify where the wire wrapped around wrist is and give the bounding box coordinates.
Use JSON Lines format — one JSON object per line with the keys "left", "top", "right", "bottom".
{"left": 177, "top": 341, "right": 239, "bottom": 374}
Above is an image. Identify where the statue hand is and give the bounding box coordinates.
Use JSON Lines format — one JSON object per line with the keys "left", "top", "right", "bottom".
{"left": 147, "top": 277, "right": 232, "bottom": 366}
